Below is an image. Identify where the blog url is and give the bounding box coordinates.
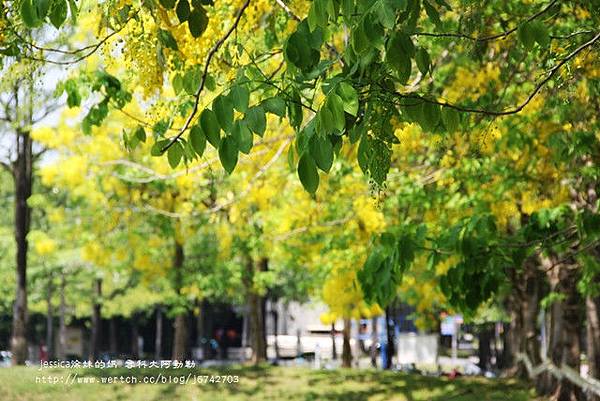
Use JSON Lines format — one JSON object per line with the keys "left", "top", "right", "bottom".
{"left": 35, "top": 374, "right": 240, "bottom": 385}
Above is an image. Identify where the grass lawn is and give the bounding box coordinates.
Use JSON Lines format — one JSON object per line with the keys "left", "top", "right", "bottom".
{"left": 0, "top": 365, "right": 543, "bottom": 401}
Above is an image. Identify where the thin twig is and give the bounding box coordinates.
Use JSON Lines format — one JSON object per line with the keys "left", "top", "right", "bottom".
{"left": 392, "top": 31, "right": 600, "bottom": 116}
{"left": 161, "top": 0, "right": 252, "bottom": 153}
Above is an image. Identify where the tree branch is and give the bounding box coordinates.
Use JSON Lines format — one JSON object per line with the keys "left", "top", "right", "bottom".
{"left": 392, "top": 31, "right": 600, "bottom": 116}
{"left": 161, "top": 0, "right": 251, "bottom": 153}
{"left": 411, "top": 0, "right": 559, "bottom": 42}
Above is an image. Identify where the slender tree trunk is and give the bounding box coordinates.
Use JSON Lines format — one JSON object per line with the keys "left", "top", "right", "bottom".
{"left": 342, "top": 318, "right": 352, "bottom": 368}
{"left": 57, "top": 273, "right": 66, "bottom": 360}
{"left": 131, "top": 315, "right": 140, "bottom": 359}
{"left": 46, "top": 273, "right": 54, "bottom": 360}
{"left": 11, "top": 129, "right": 33, "bottom": 365}
{"left": 385, "top": 306, "right": 395, "bottom": 370}
{"left": 478, "top": 323, "right": 492, "bottom": 372}
{"left": 586, "top": 295, "right": 600, "bottom": 401}
{"left": 331, "top": 323, "right": 337, "bottom": 360}
{"left": 272, "top": 309, "right": 280, "bottom": 360}
{"left": 245, "top": 257, "right": 267, "bottom": 364}
{"left": 155, "top": 306, "right": 163, "bottom": 360}
{"left": 172, "top": 242, "right": 189, "bottom": 361}
{"left": 109, "top": 317, "right": 117, "bottom": 354}
{"left": 90, "top": 278, "right": 102, "bottom": 362}
{"left": 370, "top": 316, "right": 378, "bottom": 368}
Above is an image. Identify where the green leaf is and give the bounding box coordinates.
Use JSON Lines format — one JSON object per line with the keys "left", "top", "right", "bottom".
{"left": 21, "top": 0, "right": 40, "bottom": 27}
{"left": 374, "top": 0, "right": 396, "bottom": 29}
{"left": 288, "top": 90, "right": 304, "bottom": 129}
{"left": 285, "top": 26, "right": 321, "bottom": 72}
{"left": 232, "top": 120, "right": 253, "bottom": 154}
{"left": 158, "top": 29, "right": 179, "bottom": 50}
{"left": 297, "top": 153, "right": 320, "bottom": 193}
{"left": 351, "top": 20, "right": 370, "bottom": 54}
{"left": 219, "top": 135, "right": 238, "bottom": 174}
{"left": 213, "top": 95, "right": 234, "bottom": 132}
{"left": 423, "top": 0, "right": 441, "bottom": 28}
{"left": 159, "top": 0, "right": 176, "bottom": 8}
{"left": 244, "top": 106, "right": 266, "bottom": 136}
{"left": 327, "top": 93, "right": 346, "bottom": 132}
{"left": 421, "top": 102, "right": 441, "bottom": 131}
{"left": 189, "top": 125, "right": 206, "bottom": 156}
{"left": 262, "top": 96, "right": 287, "bottom": 117}
{"left": 357, "top": 136, "right": 372, "bottom": 174}
{"left": 176, "top": 0, "right": 191, "bottom": 22}
{"left": 308, "top": 0, "right": 328, "bottom": 31}
{"left": 200, "top": 109, "right": 221, "bottom": 148}
{"left": 415, "top": 47, "right": 431, "bottom": 75}
{"left": 36, "top": 0, "right": 52, "bottom": 20}
{"left": 168, "top": 142, "right": 183, "bottom": 168}
{"left": 134, "top": 126, "right": 146, "bottom": 143}
{"left": 64, "top": 79, "right": 81, "bottom": 107}
{"left": 67, "top": 0, "right": 78, "bottom": 24}
{"left": 49, "top": 0, "right": 68, "bottom": 28}
{"left": 287, "top": 143, "right": 296, "bottom": 171}
{"left": 336, "top": 82, "right": 359, "bottom": 116}
{"left": 188, "top": 7, "right": 209, "bottom": 38}
{"left": 530, "top": 21, "right": 550, "bottom": 48}
{"left": 518, "top": 22, "right": 535, "bottom": 50}
{"left": 441, "top": 107, "right": 460, "bottom": 132}
{"left": 386, "top": 32, "right": 413, "bottom": 84}
{"left": 230, "top": 85, "right": 250, "bottom": 113}
{"left": 309, "top": 135, "right": 334, "bottom": 172}
{"left": 183, "top": 65, "right": 201, "bottom": 95}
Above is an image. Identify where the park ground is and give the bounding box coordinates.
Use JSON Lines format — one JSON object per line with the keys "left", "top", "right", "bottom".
{"left": 0, "top": 365, "right": 544, "bottom": 401}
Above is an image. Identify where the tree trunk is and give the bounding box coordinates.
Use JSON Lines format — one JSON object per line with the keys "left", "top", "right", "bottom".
{"left": 478, "top": 323, "right": 492, "bottom": 372}
{"left": 586, "top": 295, "right": 600, "bottom": 401}
{"left": 370, "top": 316, "right": 378, "bottom": 368}
{"left": 155, "top": 306, "right": 163, "bottom": 361}
{"left": 385, "top": 306, "right": 395, "bottom": 370}
{"left": 11, "top": 129, "right": 33, "bottom": 366}
{"left": 109, "top": 318, "right": 117, "bottom": 354}
{"left": 539, "top": 258, "right": 583, "bottom": 401}
{"left": 342, "top": 318, "right": 352, "bottom": 368}
{"left": 245, "top": 257, "right": 267, "bottom": 364}
{"left": 331, "top": 323, "right": 337, "bottom": 360}
{"left": 172, "top": 242, "right": 188, "bottom": 361}
{"left": 272, "top": 308, "right": 280, "bottom": 360}
{"left": 131, "top": 315, "right": 140, "bottom": 359}
{"left": 57, "top": 273, "right": 66, "bottom": 360}
{"left": 46, "top": 274, "right": 54, "bottom": 360}
{"left": 90, "top": 278, "right": 102, "bottom": 362}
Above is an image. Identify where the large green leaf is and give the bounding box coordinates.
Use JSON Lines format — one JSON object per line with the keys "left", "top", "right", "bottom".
{"left": 188, "top": 7, "right": 209, "bottom": 38}
{"left": 219, "top": 135, "right": 239, "bottom": 174}
{"left": 386, "top": 32, "right": 413, "bottom": 84}
{"left": 49, "top": 0, "right": 68, "bottom": 29}
{"left": 336, "top": 82, "right": 359, "bottom": 116}
{"left": 168, "top": 142, "right": 184, "bottom": 168}
{"left": 189, "top": 125, "right": 206, "bottom": 156}
{"left": 213, "top": 95, "right": 234, "bottom": 132}
{"left": 176, "top": 0, "right": 191, "bottom": 22}
{"left": 232, "top": 120, "right": 253, "bottom": 154}
{"left": 230, "top": 85, "right": 250, "bottom": 113}
{"left": 36, "top": 0, "right": 52, "bottom": 20}
{"left": 309, "top": 135, "right": 334, "bottom": 172}
{"left": 200, "top": 109, "right": 221, "bottom": 148}
{"left": 21, "top": 0, "right": 40, "bottom": 27}
{"left": 244, "top": 106, "right": 266, "bottom": 137}
{"left": 297, "top": 153, "right": 320, "bottom": 193}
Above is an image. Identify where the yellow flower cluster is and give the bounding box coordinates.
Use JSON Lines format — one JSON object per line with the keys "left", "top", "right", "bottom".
{"left": 445, "top": 63, "right": 501, "bottom": 103}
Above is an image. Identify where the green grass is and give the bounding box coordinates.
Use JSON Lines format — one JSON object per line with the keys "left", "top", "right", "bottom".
{"left": 0, "top": 365, "right": 543, "bottom": 401}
